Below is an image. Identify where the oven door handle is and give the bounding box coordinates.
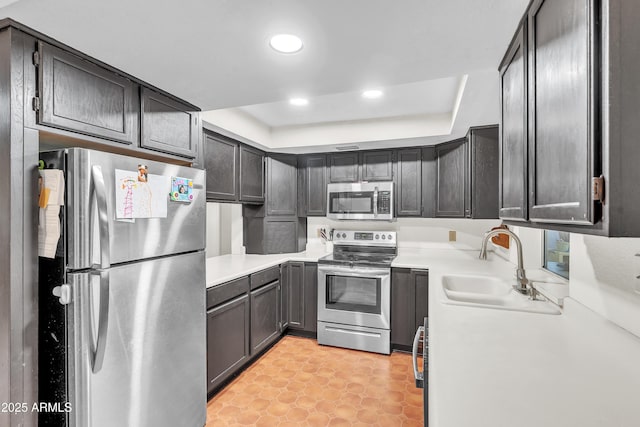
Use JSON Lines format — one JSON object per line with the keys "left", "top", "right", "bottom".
{"left": 318, "top": 264, "right": 390, "bottom": 277}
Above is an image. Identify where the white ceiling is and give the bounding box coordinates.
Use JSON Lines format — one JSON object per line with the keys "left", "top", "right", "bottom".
{"left": 239, "top": 76, "right": 463, "bottom": 127}
{"left": 0, "top": 0, "right": 529, "bottom": 149}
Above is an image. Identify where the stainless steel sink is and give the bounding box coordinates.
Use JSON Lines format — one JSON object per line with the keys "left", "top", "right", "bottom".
{"left": 441, "top": 274, "right": 561, "bottom": 315}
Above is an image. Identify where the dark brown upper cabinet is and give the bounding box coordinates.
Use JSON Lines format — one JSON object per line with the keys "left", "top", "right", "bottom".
{"left": 360, "top": 150, "right": 394, "bottom": 181}
{"left": 527, "top": 0, "right": 598, "bottom": 225}
{"left": 266, "top": 154, "right": 298, "bottom": 216}
{"left": 298, "top": 154, "right": 327, "bottom": 217}
{"left": 37, "top": 41, "right": 139, "bottom": 145}
{"left": 435, "top": 139, "right": 467, "bottom": 218}
{"left": 499, "top": 23, "right": 528, "bottom": 222}
{"left": 466, "top": 126, "right": 499, "bottom": 219}
{"left": 203, "top": 131, "right": 264, "bottom": 204}
{"left": 328, "top": 152, "right": 359, "bottom": 183}
{"left": 396, "top": 148, "right": 422, "bottom": 217}
{"left": 140, "top": 88, "right": 198, "bottom": 159}
{"left": 204, "top": 132, "right": 238, "bottom": 201}
{"left": 421, "top": 147, "right": 437, "bottom": 218}
{"left": 239, "top": 145, "right": 265, "bottom": 204}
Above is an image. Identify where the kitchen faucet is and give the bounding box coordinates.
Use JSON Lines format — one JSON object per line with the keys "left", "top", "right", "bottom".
{"left": 479, "top": 229, "right": 530, "bottom": 295}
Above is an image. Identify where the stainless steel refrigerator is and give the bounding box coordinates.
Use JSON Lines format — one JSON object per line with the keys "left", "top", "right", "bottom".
{"left": 38, "top": 148, "right": 206, "bottom": 427}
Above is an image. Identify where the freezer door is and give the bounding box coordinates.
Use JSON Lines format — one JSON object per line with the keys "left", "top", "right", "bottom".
{"left": 66, "top": 251, "right": 206, "bottom": 427}
{"left": 64, "top": 148, "right": 205, "bottom": 269}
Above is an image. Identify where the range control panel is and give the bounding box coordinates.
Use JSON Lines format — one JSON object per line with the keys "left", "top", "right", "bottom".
{"left": 377, "top": 191, "right": 391, "bottom": 214}
{"left": 333, "top": 230, "right": 397, "bottom": 246}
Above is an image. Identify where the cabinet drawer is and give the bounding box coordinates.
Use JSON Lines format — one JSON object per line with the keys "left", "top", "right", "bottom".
{"left": 250, "top": 266, "right": 280, "bottom": 290}
{"left": 207, "top": 276, "right": 250, "bottom": 309}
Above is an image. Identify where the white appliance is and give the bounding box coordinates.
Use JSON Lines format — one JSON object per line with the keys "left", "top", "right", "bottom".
{"left": 326, "top": 182, "right": 394, "bottom": 220}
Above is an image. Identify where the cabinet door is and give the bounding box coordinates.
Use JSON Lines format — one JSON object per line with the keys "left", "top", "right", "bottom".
{"left": 421, "top": 147, "right": 437, "bottom": 218}
{"left": 301, "top": 154, "right": 327, "bottom": 216}
{"left": 361, "top": 150, "right": 394, "bottom": 181}
{"left": 37, "top": 41, "right": 138, "bottom": 145}
{"left": 207, "top": 294, "right": 250, "bottom": 393}
{"left": 499, "top": 24, "right": 528, "bottom": 221}
{"left": 266, "top": 155, "right": 297, "bottom": 215}
{"left": 396, "top": 149, "right": 422, "bottom": 216}
{"left": 204, "top": 133, "right": 238, "bottom": 201}
{"left": 329, "top": 152, "right": 359, "bottom": 183}
{"left": 239, "top": 145, "right": 265, "bottom": 203}
{"left": 527, "top": 0, "right": 598, "bottom": 224}
{"left": 264, "top": 218, "right": 299, "bottom": 254}
{"left": 280, "top": 264, "right": 290, "bottom": 331}
{"left": 141, "top": 88, "right": 198, "bottom": 158}
{"left": 288, "top": 262, "right": 305, "bottom": 329}
{"left": 391, "top": 268, "right": 413, "bottom": 348}
{"left": 250, "top": 281, "right": 280, "bottom": 355}
{"left": 469, "top": 127, "right": 499, "bottom": 219}
{"left": 303, "top": 263, "right": 318, "bottom": 333}
{"left": 435, "top": 139, "right": 466, "bottom": 218}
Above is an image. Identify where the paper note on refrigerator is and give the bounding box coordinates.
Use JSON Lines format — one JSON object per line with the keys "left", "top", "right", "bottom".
{"left": 38, "top": 169, "right": 65, "bottom": 258}
{"left": 115, "top": 169, "right": 169, "bottom": 219}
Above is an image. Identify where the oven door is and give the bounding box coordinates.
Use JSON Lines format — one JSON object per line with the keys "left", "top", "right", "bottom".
{"left": 317, "top": 264, "right": 390, "bottom": 330}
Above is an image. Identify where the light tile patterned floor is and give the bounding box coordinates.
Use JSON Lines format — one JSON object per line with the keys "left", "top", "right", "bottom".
{"left": 206, "top": 335, "right": 424, "bottom": 426}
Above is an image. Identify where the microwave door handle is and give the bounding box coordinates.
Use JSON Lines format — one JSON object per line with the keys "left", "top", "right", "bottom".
{"left": 373, "top": 187, "right": 379, "bottom": 217}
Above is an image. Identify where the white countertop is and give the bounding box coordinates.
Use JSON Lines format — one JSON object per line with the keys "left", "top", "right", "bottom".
{"left": 205, "top": 250, "right": 327, "bottom": 288}
{"left": 419, "top": 248, "right": 640, "bottom": 427}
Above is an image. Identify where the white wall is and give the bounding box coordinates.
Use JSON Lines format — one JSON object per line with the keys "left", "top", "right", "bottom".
{"left": 205, "top": 203, "right": 221, "bottom": 257}
{"left": 306, "top": 217, "right": 501, "bottom": 252}
{"left": 569, "top": 234, "right": 640, "bottom": 337}
{"left": 206, "top": 203, "right": 245, "bottom": 257}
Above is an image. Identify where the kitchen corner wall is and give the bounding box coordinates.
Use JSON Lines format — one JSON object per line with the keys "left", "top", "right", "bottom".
{"left": 507, "top": 227, "right": 640, "bottom": 338}
{"left": 206, "top": 202, "right": 245, "bottom": 257}
{"left": 306, "top": 217, "right": 501, "bottom": 251}
{"left": 569, "top": 234, "right": 640, "bottom": 338}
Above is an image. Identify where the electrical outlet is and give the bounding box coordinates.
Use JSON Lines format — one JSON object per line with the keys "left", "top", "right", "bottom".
{"left": 449, "top": 230, "right": 457, "bottom": 242}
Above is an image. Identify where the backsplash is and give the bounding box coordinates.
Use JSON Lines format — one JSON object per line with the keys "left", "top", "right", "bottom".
{"left": 569, "top": 234, "right": 640, "bottom": 338}
{"left": 306, "top": 217, "right": 501, "bottom": 251}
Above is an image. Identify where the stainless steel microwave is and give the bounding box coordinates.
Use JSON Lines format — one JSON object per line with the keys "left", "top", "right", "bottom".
{"left": 326, "top": 182, "right": 394, "bottom": 220}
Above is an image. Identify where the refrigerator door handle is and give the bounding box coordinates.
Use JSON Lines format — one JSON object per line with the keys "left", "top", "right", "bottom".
{"left": 412, "top": 325, "right": 425, "bottom": 389}
{"left": 90, "top": 270, "right": 110, "bottom": 373}
{"left": 90, "top": 165, "right": 111, "bottom": 270}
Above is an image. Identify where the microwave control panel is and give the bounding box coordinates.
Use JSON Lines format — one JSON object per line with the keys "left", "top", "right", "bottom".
{"left": 378, "top": 191, "right": 391, "bottom": 214}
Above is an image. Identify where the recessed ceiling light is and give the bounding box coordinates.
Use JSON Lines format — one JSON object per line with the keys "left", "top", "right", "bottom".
{"left": 362, "top": 89, "right": 384, "bottom": 99}
{"left": 289, "top": 98, "right": 309, "bottom": 106}
{"left": 269, "top": 34, "right": 303, "bottom": 54}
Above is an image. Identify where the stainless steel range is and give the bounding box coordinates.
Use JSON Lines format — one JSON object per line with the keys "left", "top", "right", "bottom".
{"left": 317, "top": 230, "right": 397, "bottom": 354}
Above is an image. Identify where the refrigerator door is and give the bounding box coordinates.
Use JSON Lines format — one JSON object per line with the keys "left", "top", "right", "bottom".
{"left": 66, "top": 251, "right": 206, "bottom": 427}
{"left": 63, "top": 148, "right": 205, "bottom": 269}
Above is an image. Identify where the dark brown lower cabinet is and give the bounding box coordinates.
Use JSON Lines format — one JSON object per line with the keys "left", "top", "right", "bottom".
{"left": 207, "top": 262, "right": 317, "bottom": 398}
{"left": 250, "top": 280, "right": 281, "bottom": 355}
{"left": 206, "top": 293, "right": 250, "bottom": 394}
{"left": 286, "top": 262, "right": 318, "bottom": 335}
{"left": 391, "top": 268, "right": 429, "bottom": 350}
{"left": 280, "top": 263, "right": 290, "bottom": 331}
